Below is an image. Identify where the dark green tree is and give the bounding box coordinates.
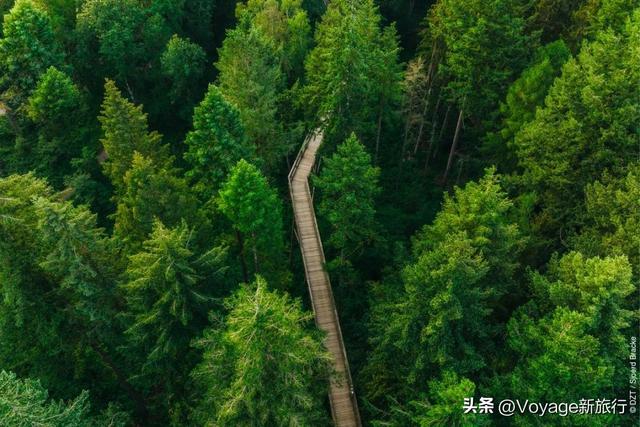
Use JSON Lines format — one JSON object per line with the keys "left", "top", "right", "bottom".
{"left": 122, "top": 220, "right": 225, "bottom": 419}
{"left": 218, "top": 159, "right": 288, "bottom": 286}
{"left": 313, "top": 133, "right": 381, "bottom": 263}
{"left": 98, "top": 79, "right": 169, "bottom": 192}
{"left": 0, "top": 0, "right": 62, "bottom": 110}
{"left": 301, "top": 0, "right": 402, "bottom": 152}
{"left": 192, "top": 276, "right": 331, "bottom": 426}
{"left": 183, "top": 84, "right": 255, "bottom": 200}
{"left": 513, "top": 11, "right": 639, "bottom": 241}
{"left": 114, "top": 153, "right": 199, "bottom": 252}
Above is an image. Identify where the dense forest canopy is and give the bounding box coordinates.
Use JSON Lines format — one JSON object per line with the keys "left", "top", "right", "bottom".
{"left": 0, "top": 0, "right": 638, "bottom": 425}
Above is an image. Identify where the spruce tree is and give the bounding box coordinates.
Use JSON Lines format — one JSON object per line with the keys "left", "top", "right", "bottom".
{"left": 217, "top": 159, "right": 288, "bottom": 286}
{"left": 192, "top": 276, "right": 331, "bottom": 426}
{"left": 98, "top": 79, "right": 169, "bottom": 192}
{"left": 184, "top": 84, "right": 255, "bottom": 200}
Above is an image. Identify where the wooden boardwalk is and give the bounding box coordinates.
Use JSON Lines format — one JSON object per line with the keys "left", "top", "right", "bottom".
{"left": 289, "top": 130, "right": 361, "bottom": 427}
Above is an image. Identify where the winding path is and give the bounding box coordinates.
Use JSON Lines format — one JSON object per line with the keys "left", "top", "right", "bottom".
{"left": 289, "top": 130, "right": 362, "bottom": 427}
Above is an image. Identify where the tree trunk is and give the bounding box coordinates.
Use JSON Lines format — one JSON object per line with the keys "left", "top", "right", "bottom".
{"left": 251, "top": 232, "right": 260, "bottom": 274}
{"left": 423, "top": 93, "right": 442, "bottom": 172}
{"left": 443, "top": 108, "right": 464, "bottom": 184}
{"left": 236, "top": 230, "right": 249, "bottom": 283}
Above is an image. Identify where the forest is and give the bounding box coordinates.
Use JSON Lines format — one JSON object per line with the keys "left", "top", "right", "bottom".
{"left": 0, "top": 0, "right": 638, "bottom": 425}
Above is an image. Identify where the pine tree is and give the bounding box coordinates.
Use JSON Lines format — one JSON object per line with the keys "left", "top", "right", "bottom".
{"left": 192, "top": 276, "right": 331, "bottom": 426}
{"left": 114, "top": 153, "right": 199, "bottom": 252}
{"left": 0, "top": 0, "right": 63, "bottom": 110}
{"left": 25, "top": 66, "right": 86, "bottom": 186}
{"left": 513, "top": 11, "right": 639, "bottom": 241}
{"left": 217, "top": 159, "right": 288, "bottom": 286}
{"left": 184, "top": 84, "right": 255, "bottom": 200}
{"left": 301, "top": 0, "right": 402, "bottom": 149}
{"left": 365, "top": 169, "right": 522, "bottom": 404}
{"left": 0, "top": 371, "right": 92, "bottom": 426}
{"left": 160, "top": 35, "right": 206, "bottom": 120}
{"left": 122, "top": 220, "right": 225, "bottom": 415}
{"left": 313, "top": 133, "right": 381, "bottom": 262}
{"left": 216, "top": 25, "right": 289, "bottom": 170}
{"left": 98, "top": 79, "right": 169, "bottom": 192}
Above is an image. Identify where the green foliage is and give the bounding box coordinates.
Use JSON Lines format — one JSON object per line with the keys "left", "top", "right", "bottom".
{"left": 365, "top": 169, "right": 522, "bottom": 404}
{"left": 301, "top": 0, "right": 402, "bottom": 146}
{"left": 513, "top": 12, "right": 640, "bottom": 239}
{"left": 218, "top": 159, "right": 288, "bottom": 286}
{"left": 0, "top": 370, "right": 92, "bottom": 426}
{"left": 114, "top": 153, "right": 199, "bottom": 252}
{"left": 236, "top": 0, "right": 311, "bottom": 80}
{"left": 160, "top": 34, "right": 206, "bottom": 116}
{"left": 216, "top": 25, "right": 290, "bottom": 170}
{"left": 184, "top": 84, "right": 255, "bottom": 199}
{"left": 122, "top": 221, "right": 225, "bottom": 396}
{"left": 192, "top": 276, "right": 331, "bottom": 426}
{"left": 0, "top": 0, "right": 62, "bottom": 110}
{"left": 483, "top": 40, "right": 571, "bottom": 170}
{"left": 313, "top": 133, "right": 381, "bottom": 259}
{"left": 426, "top": 0, "right": 532, "bottom": 119}
{"left": 98, "top": 79, "right": 169, "bottom": 192}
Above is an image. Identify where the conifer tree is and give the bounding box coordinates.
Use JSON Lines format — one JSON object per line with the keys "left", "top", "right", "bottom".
{"left": 184, "top": 84, "right": 255, "bottom": 200}
{"left": 0, "top": 371, "right": 92, "bottom": 426}
{"left": 216, "top": 25, "right": 289, "bottom": 171}
{"left": 122, "top": 220, "right": 225, "bottom": 415}
{"left": 313, "top": 133, "right": 381, "bottom": 263}
{"left": 217, "top": 159, "right": 288, "bottom": 285}
{"left": 301, "top": 0, "right": 402, "bottom": 149}
{"left": 192, "top": 276, "right": 331, "bottom": 426}
{"left": 513, "top": 11, "right": 639, "bottom": 240}
{"left": 114, "top": 153, "right": 199, "bottom": 252}
{"left": 365, "top": 169, "right": 522, "bottom": 404}
{"left": 0, "top": 0, "right": 63, "bottom": 110}
{"left": 98, "top": 80, "right": 169, "bottom": 192}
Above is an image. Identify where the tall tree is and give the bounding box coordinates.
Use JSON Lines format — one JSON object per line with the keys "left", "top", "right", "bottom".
{"left": 216, "top": 25, "right": 290, "bottom": 171}
{"left": 482, "top": 40, "right": 571, "bottom": 171}
{"left": 113, "top": 153, "right": 199, "bottom": 252}
{"left": 121, "top": 220, "right": 225, "bottom": 419}
{"left": 301, "top": 0, "right": 402, "bottom": 151}
{"left": 25, "top": 66, "right": 87, "bottom": 186}
{"left": 512, "top": 11, "right": 639, "bottom": 242}
{"left": 365, "top": 169, "right": 522, "bottom": 405}
{"left": 183, "top": 84, "right": 255, "bottom": 200}
{"left": 217, "top": 159, "right": 288, "bottom": 286}
{"left": 313, "top": 133, "right": 381, "bottom": 264}
{"left": 424, "top": 0, "right": 532, "bottom": 181}
{"left": 98, "top": 79, "right": 169, "bottom": 192}
{"left": 192, "top": 276, "right": 331, "bottom": 426}
{"left": 0, "top": 0, "right": 62, "bottom": 111}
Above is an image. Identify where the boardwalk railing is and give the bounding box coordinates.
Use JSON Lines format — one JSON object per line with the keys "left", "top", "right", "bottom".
{"left": 288, "top": 129, "right": 362, "bottom": 427}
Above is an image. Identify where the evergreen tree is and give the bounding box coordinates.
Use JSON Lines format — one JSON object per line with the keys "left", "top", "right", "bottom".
{"left": 0, "top": 0, "right": 62, "bottom": 110}
{"left": 25, "top": 66, "right": 86, "bottom": 186}
{"left": 192, "top": 276, "right": 331, "bottom": 426}
{"left": 301, "top": 0, "right": 402, "bottom": 150}
{"left": 235, "top": 0, "right": 311, "bottom": 80}
{"left": 218, "top": 159, "right": 288, "bottom": 285}
{"left": 184, "top": 84, "right": 255, "bottom": 200}
{"left": 114, "top": 153, "right": 199, "bottom": 252}
{"left": 98, "top": 79, "right": 169, "bottom": 192}
{"left": 216, "top": 25, "right": 290, "bottom": 171}
{"left": 482, "top": 40, "right": 571, "bottom": 171}
{"left": 122, "top": 220, "right": 225, "bottom": 418}
{"left": 160, "top": 34, "right": 206, "bottom": 119}
{"left": 513, "top": 11, "right": 639, "bottom": 241}
{"left": 365, "top": 169, "right": 522, "bottom": 404}
{"left": 0, "top": 371, "right": 92, "bottom": 426}
{"left": 313, "top": 133, "right": 381, "bottom": 262}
